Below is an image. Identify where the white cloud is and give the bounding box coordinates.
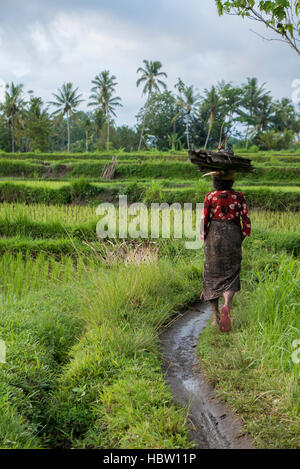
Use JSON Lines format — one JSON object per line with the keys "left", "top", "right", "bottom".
{"left": 0, "top": 79, "right": 5, "bottom": 102}
{"left": 0, "top": 0, "right": 299, "bottom": 125}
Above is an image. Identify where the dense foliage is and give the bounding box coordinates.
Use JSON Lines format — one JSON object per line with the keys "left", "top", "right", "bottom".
{"left": 216, "top": 1, "right": 300, "bottom": 56}
{"left": 0, "top": 65, "right": 299, "bottom": 153}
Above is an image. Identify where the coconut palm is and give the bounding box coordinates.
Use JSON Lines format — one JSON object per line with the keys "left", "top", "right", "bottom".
{"left": 175, "top": 81, "right": 201, "bottom": 150}
{"left": 254, "top": 94, "right": 274, "bottom": 134}
{"left": 93, "top": 108, "right": 105, "bottom": 148}
{"left": 136, "top": 60, "right": 167, "bottom": 150}
{"left": 201, "top": 86, "right": 221, "bottom": 150}
{"left": 217, "top": 81, "right": 242, "bottom": 147}
{"left": 89, "top": 71, "right": 122, "bottom": 150}
{"left": 1, "top": 82, "right": 26, "bottom": 153}
{"left": 238, "top": 78, "right": 270, "bottom": 147}
{"left": 49, "top": 82, "right": 83, "bottom": 153}
{"left": 84, "top": 116, "right": 92, "bottom": 152}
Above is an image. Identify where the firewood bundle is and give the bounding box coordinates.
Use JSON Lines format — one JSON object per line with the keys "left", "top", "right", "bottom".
{"left": 189, "top": 149, "right": 254, "bottom": 174}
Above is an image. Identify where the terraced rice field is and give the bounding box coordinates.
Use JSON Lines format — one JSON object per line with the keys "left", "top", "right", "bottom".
{"left": 0, "top": 150, "right": 299, "bottom": 449}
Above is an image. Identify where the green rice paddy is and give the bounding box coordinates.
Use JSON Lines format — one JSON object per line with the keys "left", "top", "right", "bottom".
{"left": 0, "top": 150, "right": 299, "bottom": 449}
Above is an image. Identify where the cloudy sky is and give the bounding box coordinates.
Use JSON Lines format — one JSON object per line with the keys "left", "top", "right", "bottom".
{"left": 0, "top": 0, "right": 298, "bottom": 126}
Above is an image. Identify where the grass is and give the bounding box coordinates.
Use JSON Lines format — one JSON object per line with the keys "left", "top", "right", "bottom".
{"left": 0, "top": 206, "right": 298, "bottom": 258}
{"left": 0, "top": 251, "right": 93, "bottom": 299}
{"left": 0, "top": 281, "right": 87, "bottom": 448}
{"left": 0, "top": 212, "right": 298, "bottom": 448}
{"left": 0, "top": 255, "right": 202, "bottom": 448}
{"left": 197, "top": 246, "right": 300, "bottom": 449}
{"left": 250, "top": 210, "right": 300, "bottom": 232}
{"left": 0, "top": 154, "right": 299, "bottom": 184}
{"left": 1, "top": 148, "right": 300, "bottom": 160}
{"left": 0, "top": 148, "right": 299, "bottom": 449}
{"left": 0, "top": 179, "right": 298, "bottom": 210}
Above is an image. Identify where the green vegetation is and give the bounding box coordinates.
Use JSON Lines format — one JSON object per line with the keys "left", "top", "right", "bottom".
{"left": 0, "top": 152, "right": 299, "bottom": 211}
{"left": 1, "top": 67, "right": 300, "bottom": 153}
{"left": 0, "top": 255, "right": 201, "bottom": 448}
{"left": 0, "top": 146, "right": 298, "bottom": 449}
{"left": 0, "top": 0, "right": 299, "bottom": 450}
{"left": 198, "top": 248, "right": 300, "bottom": 448}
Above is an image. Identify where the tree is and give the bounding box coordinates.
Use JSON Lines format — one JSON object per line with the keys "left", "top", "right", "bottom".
{"left": 110, "top": 125, "right": 140, "bottom": 152}
{"left": 0, "top": 120, "right": 10, "bottom": 151}
{"left": 254, "top": 94, "right": 274, "bottom": 133}
{"left": 84, "top": 116, "right": 92, "bottom": 152}
{"left": 237, "top": 77, "right": 270, "bottom": 147}
{"left": 24, "top": 96, "right": 51, "bottom": 152}
{"left": 136, "top": 60, "right": 167, "bottom": 150}
{"left": 136, "top": 90, "right": 185, "bottom": 150}
{"left": 93, "top": 108, "right": 105, "bottom": 149}
{"left": 217, "top": 81, "right": 242, "bottom": 146}
{"left": 49, "top": 82, "right": 83, "bottom": 153}
{"left": 258, "top": 128, "right": 294, "bottom": 150}
{"left": 89, "top": 71, "right": 122, "bottom": 150}
{"left": 1, "top": 82, "right": 26, "bottom": 153}
{"left": 216, "top": 1, "right": 300, "bottom": 56}
{"left": 175, "top": 80, "right": 201, "bottom": 150}
{"left": 200, "top": 86, "right": 221, "bottom": 149}
{"left": 271, "top": 97, "right": 298, "bottom": 132}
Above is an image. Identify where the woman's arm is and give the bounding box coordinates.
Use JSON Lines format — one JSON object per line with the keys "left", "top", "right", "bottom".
{"left": 240, "top": 194, "right": 251, "bottom": 239}
{"left": 200, "top": 194, "right": 211, "bottom": 240}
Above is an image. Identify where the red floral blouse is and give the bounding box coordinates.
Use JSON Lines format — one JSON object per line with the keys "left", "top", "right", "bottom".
{"left": 201, "top": 190, "right": 251, "bottom": 240}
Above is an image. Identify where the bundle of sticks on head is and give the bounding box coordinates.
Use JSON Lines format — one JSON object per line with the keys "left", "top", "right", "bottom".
{"left": 188, "top": 149, "right": 254, "bottom": 178}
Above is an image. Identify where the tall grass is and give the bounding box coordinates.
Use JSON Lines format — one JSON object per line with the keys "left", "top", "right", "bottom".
{"left": 198, "top": 248, "right": 300, "bottom": 449}
{"left": 0, "top": 256, "right": 202, "bottom": 448}
{"left": 250, "top": 210, "right": 300, "bottom": 233}
{"left": 0, "top": 156, "right": 299, "bottom": 183}
{"left": 0, "top": 252, "right": 92, "bottom": 300}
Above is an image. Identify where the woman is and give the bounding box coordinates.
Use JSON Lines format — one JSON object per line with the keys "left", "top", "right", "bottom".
{"left": 200, "top": 170, "right": 251, "bottom": 332}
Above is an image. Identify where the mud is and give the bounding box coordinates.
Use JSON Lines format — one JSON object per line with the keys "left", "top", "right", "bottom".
{"left": 160, "top": 301, "right": 253, "bottom": 449}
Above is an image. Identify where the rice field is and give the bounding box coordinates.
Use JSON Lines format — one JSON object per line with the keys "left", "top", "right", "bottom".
{"left": 0, "top": 150, "right": 299, "bottom": 449}
{"left": 1, "top": 202, "right": 300, "bottom": 234}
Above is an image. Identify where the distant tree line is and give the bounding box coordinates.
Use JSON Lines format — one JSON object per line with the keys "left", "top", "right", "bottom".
{"left": 0, "top": 60, "right": 299, "bottom": 153}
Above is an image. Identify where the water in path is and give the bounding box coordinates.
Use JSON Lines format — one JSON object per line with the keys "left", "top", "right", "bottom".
{"left": 160, "top": 301, "right": 253, "bottom": 449}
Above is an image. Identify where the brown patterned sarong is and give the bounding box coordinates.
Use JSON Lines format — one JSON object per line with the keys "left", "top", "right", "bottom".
{"left": 203, "top": 219, "right": 242, "bottom": 301}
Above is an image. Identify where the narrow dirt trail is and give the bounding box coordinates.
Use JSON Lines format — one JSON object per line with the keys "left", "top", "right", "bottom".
{"left": 160, "top": 301, "right": 253, "bottom": 449}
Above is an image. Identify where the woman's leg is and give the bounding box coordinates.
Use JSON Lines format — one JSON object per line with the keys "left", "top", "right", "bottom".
{"left": 223, "top": 290, "right": 235, "bottom": 309}
{"left": 210, "top": 298, "right": 220, "bottom": 326}
{"left": 219, "top": 290, "right": 234, "bottom": 332}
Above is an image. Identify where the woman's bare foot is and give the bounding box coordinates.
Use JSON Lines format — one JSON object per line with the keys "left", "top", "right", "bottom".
{"left": 210, "top": 298, "right": 220, "bottom": 326}
{"left": 211, "top": 313, "right": 220, "bottom": 326}
{"left": 219, "top": 306, "right": 231, "bottom": 332}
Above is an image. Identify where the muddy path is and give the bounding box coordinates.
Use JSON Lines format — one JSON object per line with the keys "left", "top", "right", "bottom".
{"left": 160, "top": 301, "right": 253, "bottom": 449}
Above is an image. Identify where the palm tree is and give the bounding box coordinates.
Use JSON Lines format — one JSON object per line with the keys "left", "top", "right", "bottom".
{"left": 49, "top": 82, "right": 83, "bottom": 153}
{"left": 176, "top": 84, "right": 201, "bottom": 150}
{"left": 136, "top": 60, "right": 167, "bottom": 150}
{"left": 271, "top": 98, "right": 298, "bottom": 133}
{"left": 217, "top": 81, "right": 242, "bottom": 147}
{"left": 93, "top": 108, "right": 105, "bottom": 148}
{"left": 89, "top": 71, "right": 122, "bottom": 150}
{"left": 239, "top": 78, "right": 270, "bottom": 148}
{"left": 201, "top": 86, "right": 221, "bottom": 150}
{"left": 1, "top": 82, "right": 25, "bottom": 153}
{"left": 254, "top": 94, "right": 274, "bottom": 134}
{"left": 84, "top": 116, "right": 92, "bottom": 152}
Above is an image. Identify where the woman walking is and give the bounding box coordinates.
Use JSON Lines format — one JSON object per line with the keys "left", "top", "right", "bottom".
{"left": 200, "top": 170, "right": 251, "bottom": 332}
